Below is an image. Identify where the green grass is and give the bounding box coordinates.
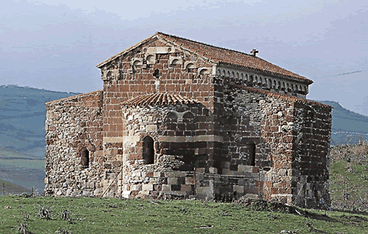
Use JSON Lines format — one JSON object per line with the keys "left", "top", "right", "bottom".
{"left": 1, "top": 142, "right": 368, "bottom": 233}
{"left": 330, "top": 143, "right": 368, "bottom": 212}
{"left": 1, "top": 196, "right": 368, "bottom": 234}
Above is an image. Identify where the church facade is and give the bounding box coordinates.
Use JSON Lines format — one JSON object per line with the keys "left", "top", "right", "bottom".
{"left": 45, "top": 32, "right": 332, "bottom": 208}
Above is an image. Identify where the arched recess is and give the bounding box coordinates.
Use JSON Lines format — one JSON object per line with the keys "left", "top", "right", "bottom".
{"left": 143, "top": 136, "right": 154, "bottom": 164}
{"left": 164, "top": 112, "right": 178, "bottom": 123}
{"left": 76, "top": 143, "right": 95, "bottom": 169}
{"left": 183, "top": 111, "right": 195, "bottom": 123}
{"left": 81, "top": 148, "right": 90, "bottom": 168}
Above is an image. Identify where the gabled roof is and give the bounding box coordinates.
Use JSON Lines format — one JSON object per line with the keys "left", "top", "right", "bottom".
{"left": 97, "top": 32, "right": 313, "bottom": 84}
{"left": 122, "top": 92, "right": 198, "bottom": 107}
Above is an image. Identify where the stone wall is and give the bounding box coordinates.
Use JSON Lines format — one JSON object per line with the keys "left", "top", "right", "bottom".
{"left": 45, "top": 91, "right": 104, "bottom": 197}
{"left": 99, "top": 37, "right": 216, "bottom": 195}
{"left": 101, "top": 37, "right": 215, "bottom": 139}
{"left": 292, "top": 101, "right": 332, "bottom": 208}
{"left": 214, "top": 80, "right": 332, "bottom": 207}
{"left": 103, "top": 103, "right": 221, "bottom": 199}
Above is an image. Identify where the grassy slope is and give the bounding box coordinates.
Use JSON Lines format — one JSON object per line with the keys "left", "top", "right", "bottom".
{"left": 0, "top": 179, "right": 30, "bottom": 195}
{"left": 0, "top": 143, "right": 368, "bottom": 233}
{"left": 329, "top": 142, "right": 368, "bottom": 212}
{"left": 0, "top": 85, "right": 79, "bottom": 192}
{"left": 0, "top": 196, "right": 368, "bottom": 234}
{"left": 0, "top": 84, "right": 80, "bottom": 157}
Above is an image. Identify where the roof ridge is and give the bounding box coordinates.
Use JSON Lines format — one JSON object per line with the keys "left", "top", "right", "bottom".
{"left": 97, "top": 32, "right": 312, "bottom": 83}
{"left": 157, "top": 32, "right": 255, "bottom": 59}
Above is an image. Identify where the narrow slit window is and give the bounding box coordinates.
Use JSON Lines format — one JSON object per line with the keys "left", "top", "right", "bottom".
{"left": 143, "top": 136, "right": 154, "bottom": 164}
{"left": 81, "top": 149, "right": 89, "bottom": 168}
{"left": 249, "top": 143, "right": 256, "bottom": 166}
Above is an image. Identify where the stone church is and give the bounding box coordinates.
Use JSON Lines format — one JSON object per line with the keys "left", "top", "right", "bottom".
{"left": 45, "top": 32, "right": 332, "bottom": 208}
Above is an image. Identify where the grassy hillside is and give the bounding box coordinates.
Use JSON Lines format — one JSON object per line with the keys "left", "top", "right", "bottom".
{"left": 0, "top": 85, "right": 80, "bottom": 158}
{"left": 0, "top": 142, "right": 367, "bottom": 233}
{"left": 0, "top": 85, "right": 80, "bottom": 192}
{"left": 0, "top": 179, "right": 30, "bottom": 195}
{"left": 329, "top": 142, "right": 368, "bottom": 212}
{"left": 1, "top": 196, "right": 368, "bottom": 234}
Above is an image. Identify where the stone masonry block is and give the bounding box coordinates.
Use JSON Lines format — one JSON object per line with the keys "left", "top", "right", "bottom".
{"left": 131, "top": 184, "right": 142, "bottom": 191}
{"left": 168, "top": 177, "right": 178, "bottom": 184}
{"left": 209, "top": 167, "right": 218, "bottom": 174}
{"left": 222, "top": 169, "right": 235, "bottom": 175}
{"left": 142, "top": 184, "right": 153, "bottom": 191}
{"left": 146, "top": 125, "right": 157, "bottom": 132}
{"left": 185, "top": 177, "right": 195, "bottom": 184}
{"left": 181, "top": 184, "right": 193, "bottom": 192}
{"left": 238, "top": 165, "right": 253, "bottom": 173}
{"left": 161, "top": 184, "right": 171, "bottom": 191}
{"left": 196, "top": 186, "right": 214, "bottom": 197}
{"left": 233, "top": 185, "right": 244, "bottom": 194}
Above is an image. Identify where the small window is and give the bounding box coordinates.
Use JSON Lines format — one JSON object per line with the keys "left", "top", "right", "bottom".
{"left": 249, "top": 143, "right": 256, "bottom": 166}
{"left": 143, "top": 136, "right": 154, "bottom": 164}
{"left": 81, "top": 149, "right": 89, "bottom": 168}
{"left": 153, "top": 69, "right": 160, "bottom": 78}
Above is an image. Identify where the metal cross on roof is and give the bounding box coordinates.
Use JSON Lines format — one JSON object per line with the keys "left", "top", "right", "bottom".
{"left": 250, "top": 49, "right": 259, "bottom": 56}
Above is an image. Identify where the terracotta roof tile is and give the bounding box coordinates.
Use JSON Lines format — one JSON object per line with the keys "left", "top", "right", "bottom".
{"left": 45, "top": 90, "right": 103, "bottom": 106}
{"left": 158, "top": 32, "right": 312, "bottom": 84}
{"left": 96, "top": 32, "right": 313, "bottom": 84}
{"left": 122, "top": 92, "right": 198, "bottom": 107}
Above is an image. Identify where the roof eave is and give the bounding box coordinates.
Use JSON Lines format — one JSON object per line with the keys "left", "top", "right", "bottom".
{"left": 217, "top": 61, "right": 313, "bottom": 84}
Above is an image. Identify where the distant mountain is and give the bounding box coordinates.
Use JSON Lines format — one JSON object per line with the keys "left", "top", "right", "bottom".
{"left": 0, "top": 85, "right": 80, "bottom": 159}
{"left": 317, "top": 100, "right": 368, "bottom": 145}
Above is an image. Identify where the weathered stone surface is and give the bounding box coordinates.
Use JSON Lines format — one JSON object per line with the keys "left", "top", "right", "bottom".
{"left": 45, "top": 33, "right": 332, "bottom": 208}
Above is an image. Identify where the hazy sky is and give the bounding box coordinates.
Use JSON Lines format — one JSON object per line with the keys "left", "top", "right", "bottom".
{"left": 1, "top": 0, "right": 367, "bottom": 115}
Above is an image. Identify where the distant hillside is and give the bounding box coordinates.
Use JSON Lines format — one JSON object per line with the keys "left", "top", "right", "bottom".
{"left": 0, "top": 85, "right": 80, "bottom": 159}
{"left": 318, "top": 100, "right": 368, "bottom": 145}
{"left": 0, "top": 85, "right": 80, "bottom": 193}
{"left": 0, "top": 179, "right": 30, "bottom": 195}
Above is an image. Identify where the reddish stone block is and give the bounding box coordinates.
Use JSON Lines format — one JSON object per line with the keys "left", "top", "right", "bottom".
{"left": 271, "top": 187, "right": 279, "bottom": 195}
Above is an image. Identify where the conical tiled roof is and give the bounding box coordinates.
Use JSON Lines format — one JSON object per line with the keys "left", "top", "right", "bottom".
{"left": 122, "top": 93, "right": 198, "bottom": 107}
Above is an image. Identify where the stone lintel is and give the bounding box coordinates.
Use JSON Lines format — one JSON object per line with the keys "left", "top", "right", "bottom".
{"left": 123, "top": 136, "right": 140, "bottom": 143}
{"left": 103, "top": 137, "right": 124, "bottom": 143}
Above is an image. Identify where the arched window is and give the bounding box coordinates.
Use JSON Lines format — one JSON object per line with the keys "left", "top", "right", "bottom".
{"left": 143, "top": 136, "right": 154, "bottom": 164}
{"left": 81, "top": 149, "right": 89, "bottom": 168}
